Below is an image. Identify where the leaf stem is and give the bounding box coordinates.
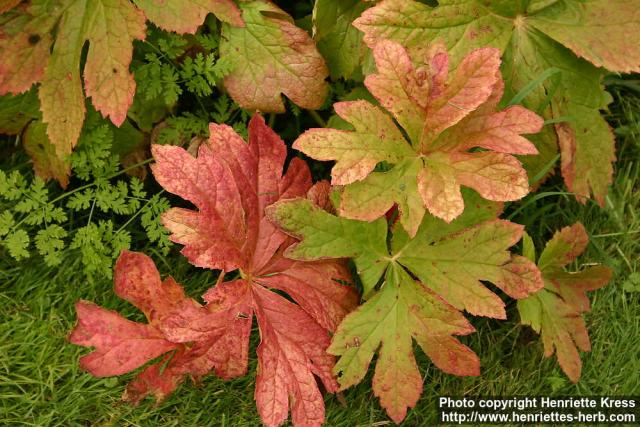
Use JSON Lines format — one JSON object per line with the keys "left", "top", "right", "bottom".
{"left": 117, "top": 190, "right": 165, "bottom": 233}
{"left": 307, "top": 109, "right": 326, "bottom": 128}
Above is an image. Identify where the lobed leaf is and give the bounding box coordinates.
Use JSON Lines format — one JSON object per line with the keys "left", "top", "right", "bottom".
{"left": 268, "top": 192, "right": 543, "bottom": 422}
{"left": 353, "top": 0, "right": 640, "bottom": 204}
{"left": 0, "top": 0, "right": 243, "bottom": 169}
{"left": 517, "top": 223, "right": 611, "bottom": 382}
{"left": 294, "top": 40, "right": 542, "bottom": 235}
{"left": 133, "top": 0, "right": 243, "bottom": 33}
{"left": 220, "top": 0, "right": 329, "bottom": 112}
{"left": 73, "top": 115, "right": 357, "bottom": 427}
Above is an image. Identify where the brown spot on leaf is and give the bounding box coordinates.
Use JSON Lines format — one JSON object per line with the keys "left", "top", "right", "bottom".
{"left": 28, "top": 34, "right": 40, "bottom": 45}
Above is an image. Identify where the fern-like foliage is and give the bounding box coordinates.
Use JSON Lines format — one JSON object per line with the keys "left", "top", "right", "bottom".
{"left": 0, "top": 118, "right": 172, "bottom": 278}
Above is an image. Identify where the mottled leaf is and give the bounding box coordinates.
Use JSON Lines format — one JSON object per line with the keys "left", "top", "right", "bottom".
{"left": 518, "top": 223, "right": 611, "bottom": 382}
{"left": 133, "top": 0, "right": 243, "bottom": 32}
{"left": 1, "top": 0, "right": 239, "bottom": 167}
{"left": 294, "top": 40, "right": 541, "bottom": 235}
{"left": 529, "top": 0, "right": 640, "bottom": 73}
{"left": 69, "top": 251, "right": 197, "bottom": 380}
{"left": 72, "top": 115, "right": 357, "bottom": 427}
{"left": 268, "top": 193, "right": 542, "bottom": 422}
{"left": 353, "top": 0, "right": 637, "bottom": 203}
{"left": 220, "top": 0, "right": 329, "bottom": 112}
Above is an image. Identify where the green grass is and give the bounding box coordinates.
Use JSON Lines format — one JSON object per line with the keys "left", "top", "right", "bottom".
{"left": 1, "top": 90, "right": 640, "bottom": 426}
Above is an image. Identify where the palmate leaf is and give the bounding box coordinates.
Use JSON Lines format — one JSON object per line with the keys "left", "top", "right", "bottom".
{"left": 0, "top": 0, "right": 243, "bottom": 176}
{"left": 71, "top": 115, "right": 357, "bottom": 427}
{"left": 353, "top": 0, "right": 640, "bottom": 204}
{"left": 294, "top": 39, "right": 542, "bottom": 236}
{"left": 267, "top": 193, "right": 543, "bottom": 422}
{"left": 518, "top": 223, "right": 611, "bottom": 382}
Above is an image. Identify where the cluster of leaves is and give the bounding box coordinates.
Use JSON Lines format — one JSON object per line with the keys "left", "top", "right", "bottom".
{"left": 68, "top": 43, "right": 614, "bottom": 423}
{"left": 0, "top": 0, "right": 632, "bottom": 425}
{"left": 0, "top": 0, "right": 329, "bottom": 183}
{"left": 0, "top": 114, "right": 172, "bottom": 278}
{"left": 350, "top": 0, "right": 640, "bottom": 205}
{"left": 71, "top": 116, "right": 358, "bottom": 427}
{"left": 266, "top": 38, "right": 611, "bottom": 422}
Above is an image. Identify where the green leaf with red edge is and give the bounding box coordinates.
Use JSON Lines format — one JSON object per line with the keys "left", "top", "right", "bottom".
{"left": 353, "top": 0, "right": 640, "bottom": 205}
{"left": 0, "top": 0, "right": 147, "bottom": 160}
{"left": 220, "top": 0, "right": 329, "bottom": 112}
{"left": 267, "top": 191, "right": 543, "bottom": 422}
{"left": 294, "top": 40, "right": 542, "bottom": 235}
{"left": 518, "top": 222, "right": 611, "bottom": 382}
{"left": 72, "top": 115, "right": 357, "bottom": 427}
{"left": 0, "top": 0, "right": 21, "bottom": 14}
{"left": 132, "top": 0, "right": 243, "bottom": 32}
{"left": 0, "top": 0, "right": 243, "bottom": 168}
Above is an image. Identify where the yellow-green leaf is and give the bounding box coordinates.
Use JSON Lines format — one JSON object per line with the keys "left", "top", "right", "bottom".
{"left": 220, "top": 0, "right": 329, "bottom": 112}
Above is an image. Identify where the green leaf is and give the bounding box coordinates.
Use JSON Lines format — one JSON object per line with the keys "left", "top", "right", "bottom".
{"left": 267, "top": 198, "right": 388, "bottom": 298}
{"left": 4, "top": 229, "right": 30, "bottom": 260}
{"left": 0, "top": 210, "right": 15, "bottom": 237}
{"left": 312, "top": 0, "right": 371, "bottom": 79}
{"left": 0, "top": 88, "right": 40, "bottom": 134}
{"left": 38, "top": 0, "right": 147, "bottom": 159}
{"left": 329, "top": 264, "right": 478, "bottom": 423}
{"left": 22, "top": 120, "right": 70, "bottom": 188}
{"left": 268, "top": 195, "right": 543, "bottom": 422}
{"left": 622, "top": 272, "right": 640, "bottom": 293}
{"left": 220, "top": 0, "right": 329, "bottom": 112}
{"left": 518, "top": 223, "right": 611, "bottom": 382}
{"left": 35, "top": 224, "right": 67, "bottom": 266}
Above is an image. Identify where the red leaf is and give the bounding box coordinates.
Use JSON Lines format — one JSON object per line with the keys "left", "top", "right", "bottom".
{"left": 72, "top": 115, "right": 357, "bottom": 427}
{"left": 69, "top": 300, "right": 179, "bottom": 377}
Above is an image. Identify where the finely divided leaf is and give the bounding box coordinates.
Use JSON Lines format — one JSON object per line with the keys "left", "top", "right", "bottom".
{"left": 517, "top": 223, "right": 611, "bottom": 382}
{"left": 221, "top": 0, "right": 329, "bottom": 112}
{"left": 294, "top": 40, "right": 541, "bottom": 234}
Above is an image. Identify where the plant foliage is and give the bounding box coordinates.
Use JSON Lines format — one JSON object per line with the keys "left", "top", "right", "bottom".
{"left": 0, "top": 0, "right": 629, "bottom": 425}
